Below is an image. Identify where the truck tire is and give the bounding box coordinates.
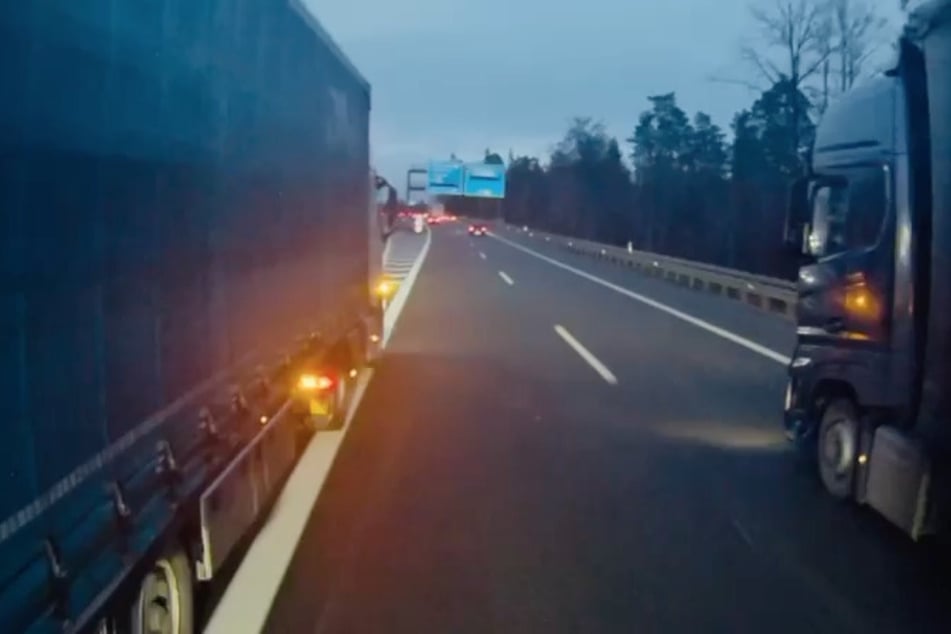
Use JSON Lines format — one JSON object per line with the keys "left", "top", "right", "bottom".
{"left": 817, "top": 398, "right": 859, "bottom": 500}
{"left": 130, "top": 545, "right": 194, "bottom": 634}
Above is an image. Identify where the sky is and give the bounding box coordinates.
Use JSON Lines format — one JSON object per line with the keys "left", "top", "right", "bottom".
{"left": 306, "top": 0, "right": 903, "bottom": 193}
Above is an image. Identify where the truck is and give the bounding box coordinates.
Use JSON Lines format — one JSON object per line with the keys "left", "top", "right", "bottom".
{"left": 783, "top": 0, "right": 951, "bottom": 539}
{"left": 0, "top": 1, "right": 383, "bottom": 632}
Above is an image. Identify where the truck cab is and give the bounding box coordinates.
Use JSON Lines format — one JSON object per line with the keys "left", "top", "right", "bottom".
{"left": 784, "top": 73, "right": 914, "bottom": 468}
{"left": 783, "top": 10, "right": 949, "bottom": 538}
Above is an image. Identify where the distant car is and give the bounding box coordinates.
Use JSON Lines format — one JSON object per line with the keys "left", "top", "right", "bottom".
{"left": 468, "top": 223, "right": 487, "bottom": 236}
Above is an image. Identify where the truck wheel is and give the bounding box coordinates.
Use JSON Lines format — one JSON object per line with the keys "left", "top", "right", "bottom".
{"left": 817, "top": 398, "right": 859, "bottom": 500}
{"left": 130, "top": 546, "right": 194, "bottom": 634}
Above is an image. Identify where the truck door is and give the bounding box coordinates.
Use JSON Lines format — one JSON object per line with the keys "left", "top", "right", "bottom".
{"left": 798, "top": 164, "right": 892, "bottom": 346}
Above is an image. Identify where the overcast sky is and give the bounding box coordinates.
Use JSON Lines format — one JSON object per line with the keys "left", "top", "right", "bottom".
{"left": 306, "top": 1, "right": 903, "bottom": 191}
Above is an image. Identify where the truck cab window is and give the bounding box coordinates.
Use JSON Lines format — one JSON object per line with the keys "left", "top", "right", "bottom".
{"left": 808, "top": 167, "right": 887, "bottom": 258}
{"left": 808, "top": 184, "right": 849, "bottom": 257}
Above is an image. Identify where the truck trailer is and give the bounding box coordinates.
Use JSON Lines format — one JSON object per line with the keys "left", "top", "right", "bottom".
{"left": 0, "top": 1, "right": 382, "bottom": 632}
{"left": 783, "top": 0, "right": 951, "bottom": 539}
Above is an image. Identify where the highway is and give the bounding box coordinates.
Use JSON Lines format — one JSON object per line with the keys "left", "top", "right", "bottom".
{"left": 239, "top": 223, "right": 948, "bottom": 633}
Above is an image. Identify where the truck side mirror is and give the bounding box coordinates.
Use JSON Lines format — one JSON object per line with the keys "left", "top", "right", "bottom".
{"left": 784, "top": 176, "right": 810, "bottom": 253}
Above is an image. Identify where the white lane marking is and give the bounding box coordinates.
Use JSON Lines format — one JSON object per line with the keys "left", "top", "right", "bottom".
{"left": 554, "top": 324, "right": 618, "bottom": 385}
{"left": 479, "top": 252, "right": 486, "bottom": 260}
{"left": 207, "top": 231, "right": 431, "bottom": 633}
{"left": 498, "top": 271, "right": 514, "bottom": 286}
{"left": 383, "top": 227, "right": 432, "bottom": 347}
{"left": 205, "top": 369, "right": 373, "bottom": 634}
{"left": 492, "top": 234, "right": 791, "bottom": 365}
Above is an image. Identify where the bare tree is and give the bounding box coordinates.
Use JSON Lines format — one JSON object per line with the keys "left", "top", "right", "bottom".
{"left": 708, "top": 1, "right": 830, "bottom": 92}
{"left": 743, "top": 0, "right": 832, "bottom": 91}
{"left": 815, "top": 12, "right": 837, "bottom": 113}
{"left": 809, "top": 0, "right": 889, "bottom": 112}
{"left": 829, "top": 0, "right": 888, "bottom": 92}
{"left": 742, "top": 1, "right": 887, "bottom": 112}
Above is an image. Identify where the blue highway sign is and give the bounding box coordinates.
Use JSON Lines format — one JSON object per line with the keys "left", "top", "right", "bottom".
{"left": 426, "top": 161, "right": 465, "bottom": 195}
{"left": 462, "top": 163, "right": 506, "bottom": 199}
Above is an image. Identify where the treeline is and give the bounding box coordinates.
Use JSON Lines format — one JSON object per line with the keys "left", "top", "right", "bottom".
{"left": 448, "top": 0, "right": 891, "bottom": 279}
{"left": 500, "top": 82, "right": 810, "bottom": 279}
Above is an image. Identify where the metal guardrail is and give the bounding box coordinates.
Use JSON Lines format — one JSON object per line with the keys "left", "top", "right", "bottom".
{"left": 497, "top": 223, "right": 797, "bottom": 321}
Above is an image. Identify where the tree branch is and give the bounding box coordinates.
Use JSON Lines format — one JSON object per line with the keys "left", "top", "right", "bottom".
{"left": 800, "top": 45, "right": 832, "bottom": 82}
{"left": 741, "top": 45, "right": 782, "bottom": 84}
{"left": 706, "top": 73, "right": 766, "bottom": 92}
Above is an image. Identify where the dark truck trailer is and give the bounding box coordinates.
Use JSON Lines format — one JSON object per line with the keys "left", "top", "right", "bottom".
{"left": 783, "top": 0, "right": 951, "bottom": 539}
{"left": 0, "top": 1, "right": 381, "bottom": 632}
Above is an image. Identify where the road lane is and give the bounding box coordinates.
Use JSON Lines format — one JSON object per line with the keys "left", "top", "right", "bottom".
{"left": 264, "top": 224, "right": 623, "bottom": 633}
{"left": 492, "top": 232, "right": 790, "bottom": 364}
{"left": 263, "top": 222, "right": 951, "bottom": 634}
{"left": 479, "top": 226, "right": 951, "bottom": 634}
{"left": 493, "top": 226, "right": 795, "bottom": 357}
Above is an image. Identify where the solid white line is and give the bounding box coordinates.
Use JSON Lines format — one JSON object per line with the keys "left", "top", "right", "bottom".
{"left": 554, "top": 324, "right": 618, "bottom": 385}
{"left": 206, "top": 231, "right": 432, "bottom": 634}
{"left": 498, "top": 271, "right": 514, "bottom": 286}
{"left": 479, "top": 252, "right": 486, "bottom": 260}
{"left": 383, "top": 226, "right": 432, "bottom": 346}
{"left": 205, "top": 369, "right": 373, "bottom": 634}
{"left": 492, "top": 234, "right": 791, "bottom": 365}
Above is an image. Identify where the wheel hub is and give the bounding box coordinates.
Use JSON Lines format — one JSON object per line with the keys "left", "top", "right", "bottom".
{"left": 822, "top": 421, "right": 855, "bottom": 475}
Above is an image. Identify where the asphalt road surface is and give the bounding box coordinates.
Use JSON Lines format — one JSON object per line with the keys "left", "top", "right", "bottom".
{"left": 262, "top": 223, "right": 951, "bottom": 634}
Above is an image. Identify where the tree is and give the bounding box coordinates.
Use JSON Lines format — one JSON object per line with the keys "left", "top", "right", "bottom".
{"left": 744, "top": 0, "right": 832, "bottom": 89}
{"left": 740, "top": 0, "right": 832, "bottom": 167}
{"left": 491, "top": 76, "right": 822, "bottom": 278}
{"left": 484, "top": 150, "right": 504, "bottom": 164}
{"left": 503, "top": 155, "right": 547, "bottom": 226}
{"left": 729, "top": 110, "right": 768, "bottom": 268}
{"left": 629, "top": 94, "right": 693, "bottom": 176}
{"left": 751, "top": 79, "right": 816, "bottom": 176}
{"left": 725, "top": 80, "right": 814, "bottom": 276}
{"left": 548, "top": 118, "right": 631, "bottom": 240}
{"left": 685, "top": 112, "right": 730, "bottom": 261}
{"left": 627, "top": 94, "right": 695, "bottom": 253}
{"left": 502, "top": 119, "right": 632, "bottom": 242}
{"left": 687, "top": 112, "right": 728, "bottom": 177}
{"left": 830, "top": 0, "right": 888, "bottom": 92}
